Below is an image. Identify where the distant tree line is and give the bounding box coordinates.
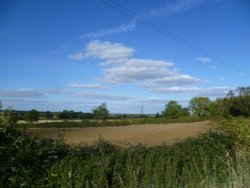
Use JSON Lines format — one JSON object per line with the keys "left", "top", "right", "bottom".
{"left": 161, "top": 87, "right": 250, "bottom": 118}
{"left": 1, "top": 86, "right": 249, "bottom": 123}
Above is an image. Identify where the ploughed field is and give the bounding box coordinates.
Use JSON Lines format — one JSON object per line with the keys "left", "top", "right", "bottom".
{"left": 28, "top": 121, "right": 213, "bottom": 146}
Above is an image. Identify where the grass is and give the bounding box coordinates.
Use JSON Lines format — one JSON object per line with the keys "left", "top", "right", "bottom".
{"left": 18, "top": 116, "right": 205, "bottom": 128}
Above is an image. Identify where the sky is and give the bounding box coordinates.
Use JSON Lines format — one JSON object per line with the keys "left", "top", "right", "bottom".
{"left": 0, "top": 0, "right": 249, "bottom": 113}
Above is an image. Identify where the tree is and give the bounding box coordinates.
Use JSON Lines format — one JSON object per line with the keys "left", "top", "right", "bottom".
{"left": 25, "top": 109, "right": 39, "bottom": 123}
{"left": 92, "top": 103, "right": 109, "bottom": 121}
{"left": 3, "top": 109, "right": 18, "bottom": 125}
{"left": 180, "top": 107, "right": 190, "bottom": 117}
{"left": 189, "top": 97, "right": 211, "bottom": 117}
{"left": 223, "top": 87, "right": 250, "bottom": 117}
{"left": 45, "top": 111, "right": 53, "bottom": 119}
{"left": 162, "top": 100, "right": 182, "bottom": 119}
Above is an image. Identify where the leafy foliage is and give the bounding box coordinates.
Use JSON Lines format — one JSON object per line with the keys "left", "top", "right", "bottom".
{"left": 189, "top": 97, "right": 212, "bottom": 117}
{"left": 25, "top": 109, "right": 39, "bottom": 123}
{"left": 162, "top": 100, "right": 190, "bottom": 119}
{"left": 92, "top": 103, "right": 109, "bottom": 121}
{"left": 221, "top": 117, "right": 250, "bottom": 152}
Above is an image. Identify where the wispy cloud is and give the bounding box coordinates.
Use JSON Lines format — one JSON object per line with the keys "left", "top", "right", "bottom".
{"left": 77, "top": 0, "right": 208, "bottom": 39}
{"left": 69, "top": 83, "right": 109, "bottom": 90}
{"left": 149, "top": 0, "right": 205, "bottom": 18}
{"left": 76, "top": 91, "right": 132, "bottom": 101}
{"left": 77, "top": 20, "right": 136, "bottom": 39}
{"left": 0, "top": 89, "right": 44, "bottom": 98}
{"left": 47, "top": 89, "right": 74, "bottom": 95}
{"left": 197, "top": 57, "right": 211, "bottom": 64}
{"left": 143, "top": 74, "right": 203, "bottom": 89}
{"left": 151, "top": 86, "right": 232, "bottom": 97}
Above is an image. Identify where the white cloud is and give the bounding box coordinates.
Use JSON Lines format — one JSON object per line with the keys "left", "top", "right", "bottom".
{"left": 77, "top": 20, "right": 136, "bottom": 39}
{"left": 0, "top": 89, "right": 44, "bottom": 98}
{"left": 151, "top": 86, "right": 232, "bottom": 97}
{"left": 143, "top": 74, "right": 202, "bottom": 88}
{"left": 69, "top": 83, "right": 109, "bottom": 90}
{"left": 84, "top": 40, "right": 134, "bottom": 60}
{"left": 76, "top": 0, "right": 208, "bottom": 40}
{"left": 69, "top": 40, "right": 206, "bottom": 88}
{"left": 197, "top": 57, "right": 211, "bottom": 64}
{"left": 68, "top": 52, "right": 85, "bottom": 61}
{"left": 76, "top": 91, "right": 132, "bottom": 101}
{"left": 103, "top": 58, "right": 175, "bottom": 83}
{"left": 47, "top": 89, "right": 74, "bottom": 95}
{"left": 149, "top": 0, "right": 205, "bottom": 17}
{"left": 68, "top": 40, "right": 134, "bottom": 61}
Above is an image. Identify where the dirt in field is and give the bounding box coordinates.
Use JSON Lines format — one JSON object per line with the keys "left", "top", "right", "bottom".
{"left": 28, "top": 121, "right": 213, "bottom": 147}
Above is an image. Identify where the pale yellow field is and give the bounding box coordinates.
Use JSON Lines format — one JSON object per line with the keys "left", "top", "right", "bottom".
{"left": 28, "top": 121, "right": 213, "bottom": 147}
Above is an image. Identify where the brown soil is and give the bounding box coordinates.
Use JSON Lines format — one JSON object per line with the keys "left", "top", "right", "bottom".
{"left": 28, "top": 121, "right": 213, "bottom": 147}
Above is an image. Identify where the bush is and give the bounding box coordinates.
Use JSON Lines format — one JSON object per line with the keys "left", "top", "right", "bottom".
{"left": 220, "top": 117, "right": 250, "bottom": 152}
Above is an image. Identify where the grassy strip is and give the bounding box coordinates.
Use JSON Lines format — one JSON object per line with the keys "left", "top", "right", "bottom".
{"left": 18, "top": 116, "right": 206, "bottom": 128}
{"left": 127, "top": 116, "right": 205, "bottom": 125}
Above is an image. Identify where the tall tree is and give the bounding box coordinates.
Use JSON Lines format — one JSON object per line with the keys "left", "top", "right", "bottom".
{"left": 189, "top": 97, "right": 211, "bottom": 117}
{"left": 162, "top": 100, "right": 182, "bottom": 119}
{"left": 223, "top": 87, "right": 250, "bottom": 117}
{"left": 92, "top": 103, "right": 109, "bottom": 121}
{"left": 25, "top": 109, "right": 39, "bottom": 123}
{"left": 45, "top": 111, "right": 53, "bottom": 119}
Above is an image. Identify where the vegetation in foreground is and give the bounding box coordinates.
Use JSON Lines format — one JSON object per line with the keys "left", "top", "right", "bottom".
{"left": 1, "top": 113, "right": 250, "bottom": 187}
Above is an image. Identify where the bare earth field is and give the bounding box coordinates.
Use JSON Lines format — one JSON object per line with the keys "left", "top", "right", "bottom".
{"left": 28, "top": 121, "right": 213, "bottom": 147}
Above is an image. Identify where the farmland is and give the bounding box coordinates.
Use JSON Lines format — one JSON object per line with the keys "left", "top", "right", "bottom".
{"left": 28, "top": 121, "right": 212, "bottom": 146}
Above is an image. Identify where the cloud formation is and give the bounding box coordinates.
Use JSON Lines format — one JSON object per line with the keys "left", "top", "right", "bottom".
{"left": 77, "top": 0, "right": 208, "bottom": 39}
{"left": 149, "top": 0, "right": 205, "bottom": 17}
{"left": 143, "top": 74, "right": 202, "bottom": 88}
{"left": 68, "top": 40, "right": 207, "bottom": 94}
{"left": 68, "top": 40, "right": 134, "bottom": 61}
{"left": 77, "top": 20, "right": 136, "bottom": 39}
{"left": 197, "top": 57, "right": 211, "bottom": 64}
{"left": 0, "top": 89, "right": 44, "bottom": 98}
{"left": 151, "top": 86, "right": 231, "bottom": 97}
{"left": 69, "top": 83, "right": 109, "bottom": 90}
{"left": 68, "top": 40, "right": 180, "bottom": 83}
{"left": 76, "top": 91, "right": 132, "bottom": 101}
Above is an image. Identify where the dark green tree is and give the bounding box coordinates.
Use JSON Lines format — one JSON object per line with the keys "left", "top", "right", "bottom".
{"left": 45, "top": 111, "right": 53, "bottom": 119}
{"left": 92, "top": 103, "right": 109, "bottom": 121}
{"left": 223, "top": 87, "right": 250, "bottom": 117}
{"left": 180, "top": 107, "right": 190, "bottom": 117}
{"left": 162, "top": 100, "right": 182, "bottom": 119}
{"left": 25, "top": 109, "right": 39, "bottom": 123}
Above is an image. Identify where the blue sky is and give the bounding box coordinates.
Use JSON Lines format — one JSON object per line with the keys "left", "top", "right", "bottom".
{"left": 0, "top": 0, "right": 249, "bottom": 113}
